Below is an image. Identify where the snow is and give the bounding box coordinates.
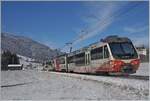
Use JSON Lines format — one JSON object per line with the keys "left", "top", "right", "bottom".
{"left": 49, "top": 62, "right": 149, "bottom": 93}
{"left": 50, "top": 71, "right": 149, "bottom": 95}
{"left": 17, "top": 54, "right": 43, "bottom": 70}
{"left": 17, "top": 54, "right": 35, "bottom": 62}
{"left": 133, "top": 62, "right": 149, "bottom": 76}
{"left": 1, "top": 63, "right": 149, "bottom": 100}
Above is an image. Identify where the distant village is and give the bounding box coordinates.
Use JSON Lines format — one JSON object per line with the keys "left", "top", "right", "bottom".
{"left": 136, "top": 45, "right": 149, "bottom": 62}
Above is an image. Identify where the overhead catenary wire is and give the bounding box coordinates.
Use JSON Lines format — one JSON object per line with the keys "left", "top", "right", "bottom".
{"left": 73, "top": 2, "right": 141, "bottom": 43}
{"left": 60, "top": 2, "right": 141, "bottom": 53}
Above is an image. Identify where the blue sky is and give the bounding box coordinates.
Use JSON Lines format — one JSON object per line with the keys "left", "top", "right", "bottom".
{"left": 2, "top": 1, "right": 149, "bottom": 52}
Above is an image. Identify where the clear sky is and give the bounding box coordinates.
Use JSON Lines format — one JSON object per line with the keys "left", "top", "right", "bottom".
{"left": 2, "top": 1, "right": 149, "bottom": 52}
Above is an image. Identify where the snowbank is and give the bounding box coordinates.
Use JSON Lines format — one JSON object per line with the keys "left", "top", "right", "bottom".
{"left": 133, "top": 62, "right": 149, "bottom": 76}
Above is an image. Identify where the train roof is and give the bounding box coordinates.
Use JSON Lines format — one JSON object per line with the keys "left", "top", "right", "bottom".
{"left": 67, "top": 36, "right": 132, "bottom": 57}
{"left": 68, "top": 42, "right": 103, "bottom": 57}
{"left": 68, "top": 49, "right": 85, "bottom": 57}
{"left": 101, "top": 35, "right": 131, "bottom": 43}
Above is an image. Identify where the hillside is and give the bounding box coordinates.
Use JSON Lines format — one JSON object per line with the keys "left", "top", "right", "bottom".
{"left": 1, "top": 32, "right": 61, "bottom": 61}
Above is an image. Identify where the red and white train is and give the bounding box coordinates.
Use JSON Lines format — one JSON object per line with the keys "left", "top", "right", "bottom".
{"left": 51, "top": 36, "right": 140, "bottom": 75}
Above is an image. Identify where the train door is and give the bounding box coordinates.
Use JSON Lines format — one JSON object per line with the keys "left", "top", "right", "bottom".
{"left": 55, "top": 58, "right": 60, "bottom": 71}
{"left": 85, "top": 51, "right": 91, "bottom": 72}
{"left": 102, "top": 44, "right": 110, "bottom": 71}
{"left": 85, "top": 52, "right": 90, "bottom": 65}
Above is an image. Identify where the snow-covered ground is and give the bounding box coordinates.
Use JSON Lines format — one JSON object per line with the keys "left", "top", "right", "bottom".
{"left": 133, "top": 62, "right": 149, "bottom": 76}
{"left": 1, "top": 63, "right": 149, "bottom": 100}
{"left": 18, "top": 54, "right": 43, "bottom": 70}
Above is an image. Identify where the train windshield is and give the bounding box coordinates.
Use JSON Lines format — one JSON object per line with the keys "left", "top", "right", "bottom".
{"left": 109, "top": 42, "right": 138, "bottom": 59}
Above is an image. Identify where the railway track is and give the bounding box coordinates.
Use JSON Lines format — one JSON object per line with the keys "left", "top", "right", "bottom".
{"left": 114, "top": 75, "right": 149, "bottom": 81}
{"left": 90, "top": 74, "right": 149, "bottom": 81}
{"left": 85, "top": 73, "right": 149, "bottom": 81}
{"left": 53, "top": 71, "right": 149, "bottom": 81}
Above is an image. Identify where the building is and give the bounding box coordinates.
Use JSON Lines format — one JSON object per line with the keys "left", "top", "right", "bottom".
{"left": 7, "top": 64, "right": 23, "bottom": 70}
{"left": 136, "top": 46, "right": 149, "bottom": 62}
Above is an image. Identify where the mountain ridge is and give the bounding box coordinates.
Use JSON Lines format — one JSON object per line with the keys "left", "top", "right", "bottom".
{"left": 1, "top": 32, "right": 62, "bottom": 61}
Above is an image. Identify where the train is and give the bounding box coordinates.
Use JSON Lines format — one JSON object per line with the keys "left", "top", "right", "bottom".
{"left": 49, "top": 36, "right": 140, "bottom": 75}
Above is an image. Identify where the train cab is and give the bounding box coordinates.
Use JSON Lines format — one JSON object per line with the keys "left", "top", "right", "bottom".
{"left": 100, "top": 36, "right": 140, "bottom": 74}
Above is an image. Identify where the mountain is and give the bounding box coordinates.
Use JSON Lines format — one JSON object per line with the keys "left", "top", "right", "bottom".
{"left": 1, "top": 32, "right": 62, "bottom": 61}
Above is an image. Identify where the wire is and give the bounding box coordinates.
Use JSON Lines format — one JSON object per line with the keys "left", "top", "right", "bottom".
{"left": 60, "top": 2, "right": 141, "bottom": 52}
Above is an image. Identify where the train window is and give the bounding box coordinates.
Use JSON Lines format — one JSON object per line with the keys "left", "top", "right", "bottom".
{"left": 109, "top": 42, "right": 138, "bottom": 59}
{"left": 74, "top": 53, "right": 85, "bottom": 66}
{"left": 104, "top": 45, "right": 109, "bottom": 58}
{"left": 68, "top": 56, "right": 74, "bottom": 63}
{"left": 46, "top": 61, "right": 52, "bottom": 65}
{"left": 59, "top": 58, "right": 65, "bottom": 64}
{"left": 91, "top": 47, "right": 103, "bottom": 60}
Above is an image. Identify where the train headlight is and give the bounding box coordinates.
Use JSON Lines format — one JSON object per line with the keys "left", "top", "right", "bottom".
{"left": 130, "top": 59, "right": 140, "bottom": 66}
{"left": 110, "top": 60, "right": 124, "bottom": 67}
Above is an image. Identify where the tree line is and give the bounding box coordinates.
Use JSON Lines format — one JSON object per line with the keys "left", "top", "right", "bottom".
{"left": 1, "top": 50, "right": 20, "bottom": 70}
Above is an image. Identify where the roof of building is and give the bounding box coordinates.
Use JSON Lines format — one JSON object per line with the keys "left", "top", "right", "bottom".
{"left": 8, "top": 64, "right": 22, "bottom": 67}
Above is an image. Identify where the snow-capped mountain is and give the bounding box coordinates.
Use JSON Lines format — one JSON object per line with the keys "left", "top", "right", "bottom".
{"left": 1, "top": 32, "right": 61, "bottom": 61}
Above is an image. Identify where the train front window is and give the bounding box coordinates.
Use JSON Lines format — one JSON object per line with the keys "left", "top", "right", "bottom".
{"left": 109, "top": 42, "right": 138, "bottom": 59}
